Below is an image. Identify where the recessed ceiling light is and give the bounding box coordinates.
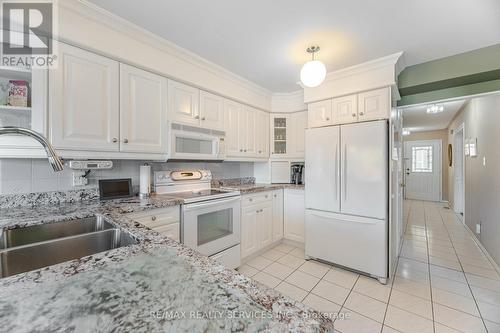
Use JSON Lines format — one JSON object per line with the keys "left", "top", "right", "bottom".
{"left": 427, "top": 104, "right": 444, "bottom": 114}
{"left": 300, "top": 46, "right": 326, "bottom": 88}
{"left": 402, "top": 129, "right": 411, "bottom": 136}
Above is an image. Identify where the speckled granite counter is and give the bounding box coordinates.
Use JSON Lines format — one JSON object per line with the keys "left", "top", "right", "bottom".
{"left": 221, "top": 183, "right": 305, "bottom": 194}
{"left": 0, "top": 191, "right": 332, "bottom": 332}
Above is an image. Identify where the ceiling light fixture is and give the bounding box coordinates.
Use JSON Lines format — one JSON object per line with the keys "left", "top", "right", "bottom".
{"left": 300, "top": 46, "right": 326, "bottom": 88}
{"left": 402, "top": 129, "right": 411, "bottom": 136}
{"left": 426, "top": 104, "right": 444, "bottom": 114}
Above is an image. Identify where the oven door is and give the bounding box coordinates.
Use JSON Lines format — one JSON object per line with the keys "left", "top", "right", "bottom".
{"left": 182, "top": 196, "right": 241, "bottom": 256}
{"left": 170, "top": 130, "right": 222, "bottom": 160}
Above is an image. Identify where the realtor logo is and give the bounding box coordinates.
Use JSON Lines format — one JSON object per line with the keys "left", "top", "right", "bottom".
{"left": 1, "top": 1, "right": 57, "bottom": 67}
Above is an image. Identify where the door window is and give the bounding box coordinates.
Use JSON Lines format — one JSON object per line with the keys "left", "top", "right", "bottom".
{"left": 197, "top": 208, "right": 233, "bottom": 246}
{"left": 412, "top": 146, "right": 433, "bottom": 173}
{"left": 175, "top": 137, "right": 213, "bottom": 154}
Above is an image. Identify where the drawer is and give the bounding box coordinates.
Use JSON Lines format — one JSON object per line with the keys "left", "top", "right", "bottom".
{"left": 127, "top": 206, "right": 180, "bottom": 226}
{"left": 241, "top": 191, "right": 273, "bottom": 207}
{"left": 153, "top": 222, "right": 180, "bottom": 242}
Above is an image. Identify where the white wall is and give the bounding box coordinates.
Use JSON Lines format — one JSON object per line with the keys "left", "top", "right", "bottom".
{"left": 0, "top": 159, "right": 254, "bottom": 195}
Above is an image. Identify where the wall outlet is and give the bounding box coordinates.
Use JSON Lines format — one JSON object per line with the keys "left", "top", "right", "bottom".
{"left": 476, "top": 223, "right": 481, "bottom": 234}
{"left": 72, "top": 171, "right": 88, "bottom": 187}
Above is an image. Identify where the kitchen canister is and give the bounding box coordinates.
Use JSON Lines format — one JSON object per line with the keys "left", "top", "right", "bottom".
{"left": 139, "top": 163, "right": 151, "bottom": 198}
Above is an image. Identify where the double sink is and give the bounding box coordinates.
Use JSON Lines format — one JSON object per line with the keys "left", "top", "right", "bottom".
{"left": 0, "top": 216, "right": 137, "bottom": 278}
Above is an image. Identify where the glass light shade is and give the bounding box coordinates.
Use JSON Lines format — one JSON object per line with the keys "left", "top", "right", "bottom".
{"left": 300, "top": 60, "right": 326, "bottom": 87}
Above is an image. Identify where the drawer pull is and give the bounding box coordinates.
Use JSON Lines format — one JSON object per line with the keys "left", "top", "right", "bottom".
{"left": 151, "top": 216, "right": 157, "bottom": 221}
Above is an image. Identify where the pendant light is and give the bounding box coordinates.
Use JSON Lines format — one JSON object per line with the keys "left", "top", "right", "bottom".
{"left": 300, "top": 46, "right": 327, "bottom": 88}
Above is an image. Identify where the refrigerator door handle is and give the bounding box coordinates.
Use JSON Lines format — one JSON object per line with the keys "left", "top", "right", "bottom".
{"left": 335, "top": 143, "right": 339, "bottom": 201}
{"left": 343, "top": 143, "right": 347, "bottom": 201}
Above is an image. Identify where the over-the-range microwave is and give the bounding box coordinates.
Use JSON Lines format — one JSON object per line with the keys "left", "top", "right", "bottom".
{"left": 169, "top": 122, "right": 226, "bottom": 161}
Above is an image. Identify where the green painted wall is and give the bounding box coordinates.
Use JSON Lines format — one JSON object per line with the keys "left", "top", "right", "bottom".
{"left": 398, "top": 44, "right": 500, "bottom": 106}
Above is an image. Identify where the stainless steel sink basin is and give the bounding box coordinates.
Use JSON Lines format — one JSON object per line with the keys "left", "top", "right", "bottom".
{"left": 0, "top": 217, "right": 138, "bottom": 278}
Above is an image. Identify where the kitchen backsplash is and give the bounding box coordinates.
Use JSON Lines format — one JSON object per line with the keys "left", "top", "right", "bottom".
{"left": 0, "top": 159, "right": 254, "bottom": 195}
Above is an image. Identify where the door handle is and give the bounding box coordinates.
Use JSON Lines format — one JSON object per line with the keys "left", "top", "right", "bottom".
{"left": 343, "top": 144, "right": 347, "bottom": 201}
{"left": 334, "top": 143, "right": 339, "bottom": 201}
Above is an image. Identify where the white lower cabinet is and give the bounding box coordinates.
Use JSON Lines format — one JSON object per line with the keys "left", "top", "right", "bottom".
{"left": 284, "top": 189, "right": 305, "bottom": 243}
{"left": 240, "top": 190, "right": 284, "bottom": 259}
{"left": 126, "top": 206, "right": 180, "bottom": 242}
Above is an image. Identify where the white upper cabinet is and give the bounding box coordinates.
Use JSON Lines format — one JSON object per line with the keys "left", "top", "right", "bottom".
{"left": 270, "top": 111, "right": 307, "bottom": 159}
{"left": 256, "top": 110, "right": 270, "bottom": 158}
{"left": 223, "top": 99, "right": 243, "bottom": 156}
{"left": 358, "top": 87, "right": 390, "bottom": 121}
{"left": 290, "top": 111, "right": 308, "bottom": 158}
{"left": 167, "top": 80, "right": 200, "bottom": 126}
{"left": 333, "top": 94, "right": 358, "bottom": 124}
{"left": 308, "top": 99, "right": 333, "bottom": 128}
{"left": 199, "top": 90, "right": 224, "bottom": 131}
{"left": 120, "top": 64, "right": 167, "bottom": 153}
{"left": 50, "top": 42, "right": 119, "bottom": 151}
{"left": 243, "top": 106, "right": 257, "bottom": 156}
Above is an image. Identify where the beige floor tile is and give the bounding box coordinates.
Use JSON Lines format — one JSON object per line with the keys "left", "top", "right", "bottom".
{"left": 382, "top": 325, "right": 402, "bottom": 333}
{"left": 323, "top": 268, "right": 359, "bottom": 289}
{"left": 389, "top": 289, "right": 433, "bottom": 319}
{"left": 430, "top": 265, "right": 467, "bottom": 283}
{"left": 335, "top": 309, "right": 382, "bottom": 333}
{"left": 276, "top": 253, "right": 307, "bottom": 269}
{"left": 467, "top": 274, "right": 500, "bottom": 293}
{"left": 471, "top": 285, "right": 500, "bottom": 306}
{"left": 273, "top": 243, "right": 295, "bottom": 254}
{"left": 477, "top": 301, "right": 500, "bottom": 325}
{"left": 344, "top": 291, "right": 387, "bottom": 323}
{"left": 484, "top": 320, "right": 500, "bottom": 333}
{"left": 274, "top": 282, "right": 307, "bottom": 302}
{"left": 252, "top": 271, "right": 281, "bottom": 288}
{"left": 393, "top": 276, "right": 431, "bottom": 300}
{"left": 430, "top": 257, "right": 462, "bottom": 270}
{"left": 432, "top": 288, "right": 479, "bottom": 316}
{"left": 384, "top": 305, "right": 434, "bottom": 333}
{"left": 458, "top": 256, "right": 493, "bottom": 269}
{"left": 429, "top": 250, "right": 459, "bottom": 261}
{"left": 290, "top": 247, "right": 306, "bottom": 259}
{"left": 298, "top": 260, "right": 330, "bottom": 278}
{"left": 263, "top": 262, "right": 295, "bottom": 280}
{"left": 302, "top": 293, "right": 341, "bottom": 318}
{"left": 396, "top": 265, "right": 430, "bottom": 284}
{"left": 434, "top": 323, "right": 463, "bottom": 333}
{"left": 261, "top": 248, "right": 286, "bottom": 261}
{"left": 312, "top": 279, "right": 351, "bottom": 305}
{"left": 431, "top": 275, "right": 472, "bottom": 298}
{"left": 434, "top": 303, "right": 486, "bottom": 333}
{"left": 353, "top": 276, "right": 391, "bottom": 302}
{"left": 237, "top": 264, "right": 258, "bottom": 277}
{"left": 398, "top": 257, "right": 429, "bottom": 272}
{"left": 246, "top": 255, "right": 273, "bottom": 270}
{"left": 285, "top": 270, "right": 320, "bottom": 291}
{"left": 462, "top": 264, "right": 500, "bottom": 280}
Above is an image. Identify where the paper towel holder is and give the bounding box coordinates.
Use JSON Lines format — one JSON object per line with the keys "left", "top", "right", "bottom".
{"left": 139, "top": 163, "right": 152, "bottom": 199}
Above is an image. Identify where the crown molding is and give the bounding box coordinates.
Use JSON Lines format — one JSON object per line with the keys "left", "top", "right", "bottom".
{"left": 56, "top": 0, "right": 272, "bottom": 110}
{"left": 271, "top": 90, "right": 307, "bottom": 113}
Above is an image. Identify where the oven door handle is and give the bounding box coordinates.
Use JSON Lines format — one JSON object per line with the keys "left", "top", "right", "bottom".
{"left": 182, "top": 196, "right": 241, "bottom": 211}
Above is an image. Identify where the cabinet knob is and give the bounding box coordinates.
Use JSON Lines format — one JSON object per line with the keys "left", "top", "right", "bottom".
{"left": 244, "top": 149, "right": 247, "bottom": 152}
{"left": 258, "top": 150, "right": 262, "bottom": 153}
{"left": 274, "top": 194, "right": 277, "bottom": 198}
{"left": 194, "top": 115, "right": 200, "bottom": 119}
{"left": 359, "top": 112, "right": 364, "bottom": 116}
{"left": 249, "top": 198, "right": 253, "bottom": 202}
{"left": 201, "top": 117, "right": 206, "bottom": 121}
{"left": 112, "top": 138, "right": 118, "bottom": 143}
{"left": 326, "top": 117, "right": 330, "bottom": 121}
{"left": 240, "top": 149, "right": 243, "bottom": 152}
{"left": 352, "top": 113, "right": 356, "bottom": 117}
{"left": 123, "top": 138, "right": 129, "bottom": 143}
{"left": 151, "top": 216, "right": 157, "bottom": 221}
{"left": 265, "top": 195, "right": 268, "bottom": 198}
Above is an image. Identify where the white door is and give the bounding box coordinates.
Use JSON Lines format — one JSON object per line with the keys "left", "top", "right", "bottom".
{"left": 272, "top": 190, "right": 284, "bottom": 241}
{"left": 341, "top": 121, "right": 388, "bottom": 219}
{"left": 305, "top": 126, "right": 340, "bottom": 213}
{"left": 284, "top": 189, "right": 305, "bottom": 243}
{"left": 358, "top": 88, "right": 389, "bottom": 122}
{"left": 50, "top": 42, "right": 119, "bottom": 151}
{"left": 333, "top": 94, "right": 358, "bottom": 124}
{"left": 199, "top": 90, "right": 224, "bottom": 131}
{"left": 223, "top": 99, "right": 243, "bottom": 157}
{"left": 168, "top": 80, "right": 200, "bottom": 126}
{"left": 258, "top": 202, "right": 273, "bottom": 248}
{"left": 453, "top": 126, "right": 465, "bottom": 214}
{"left": 404, "top": 140, "right": 442, "bottom": 201}
{"left": 241, "top": 205, "right": 258, "bottom": 258}
{"left": 290, "top": 111, "right": 307, "bottom": 158}
{"left": 119, "top": 64, "right": 167, "bottom": 153}
{"left": 308, "top": 99, "right": 333, "bottom": 128}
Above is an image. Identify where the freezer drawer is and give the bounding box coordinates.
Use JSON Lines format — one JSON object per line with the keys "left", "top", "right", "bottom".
{"left": 305, "top": 209, "right": 387, "bottom": 278}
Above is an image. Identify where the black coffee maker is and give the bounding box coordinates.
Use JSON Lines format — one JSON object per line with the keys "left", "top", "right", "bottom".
{"left": 291, "top": 164, "right": 304, "bottom": 185}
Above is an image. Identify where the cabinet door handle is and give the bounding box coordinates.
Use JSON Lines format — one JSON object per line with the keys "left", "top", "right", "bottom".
{"left": 112, "top": 138, "right": 118, "bottom": 143}
{"left": 359, "top": 112, "right": 364, "bottom": 116}
{"left": 123, "top": 138, "right": 129, "bottom": 143}
{"left": 151, "top": 216, "right": 157, "bottom": 221}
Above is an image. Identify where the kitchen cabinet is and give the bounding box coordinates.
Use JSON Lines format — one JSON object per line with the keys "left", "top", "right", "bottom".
{"left": 333, "top": 94, "right": 358, "bottom": 124}
{"left": 224, "top": 100, "right": 262, "bottom": 159}
{"left": 199, "top": 90, "right": 224, "bottom": 131}
{"left": 284, "top": 189, "right": 305, "bottom": 243}
{"left": 50, "top": 42, "right": 120, "bottom": 151}
{"left": 242, "top": 106, "right": 257, "bottom": 156}
{"left": 270, "top": 114, "right": 289, "bottom": 157}
{"left": 241, "top": 205, "right": 259, "bottom": 258}
{"left": 120, "top": 64, "right": 167, "bottom": 153}
{"left": 290, "top": 111, "right": 307, "bottom": 158}
{"left": 167, "top": 79, "right": 200, "bottom": 126}
{"left": 257, "top": 202, "right": 273, "bottom": 248}
{"left": 308, "top": 99, "right": 333, "bottom": 128}
{"left": 126, "top": 206, "right": 180, "bottom": 242}
{"left": 270, "top": 111, "right": 307, "bottom": 159}
{"left": 358, "top": 88, "right": 390, "bottom": 121}
{"left": 255, "top": 110, "right": 270, "bottom": 158}
{"left": 223, "top": 99, "right": 243, "bottom": 156}
{"left": 272, "top": 190, "right": 284, "bottom": 241}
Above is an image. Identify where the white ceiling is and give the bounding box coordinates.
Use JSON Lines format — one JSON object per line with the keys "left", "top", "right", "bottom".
{"left": 402, "top": 100, "right": 466, "bottom": 132}
{"left": 88, "top": 0, "right": 500, "bottom": 93}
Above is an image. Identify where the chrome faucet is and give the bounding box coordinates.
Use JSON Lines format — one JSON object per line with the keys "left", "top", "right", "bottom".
{"left": 0, "top": 126, "right": 64, "bottom": 171}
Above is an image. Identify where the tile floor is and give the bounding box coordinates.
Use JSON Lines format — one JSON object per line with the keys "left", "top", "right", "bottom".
{"left": 237, "top": 200, "right": 500, "bottom": 332}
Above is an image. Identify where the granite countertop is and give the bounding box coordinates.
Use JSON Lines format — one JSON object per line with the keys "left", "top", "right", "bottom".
{"left": 0, "top": 191, "right": 332, "bottom": 332}
{"left": 221, "top": 183, "right": 305, "bottom": 194}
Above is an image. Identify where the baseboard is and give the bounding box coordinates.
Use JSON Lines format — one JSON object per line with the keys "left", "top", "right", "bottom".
{"left": 282, "top": 238, "right": 304, "bottom": 249}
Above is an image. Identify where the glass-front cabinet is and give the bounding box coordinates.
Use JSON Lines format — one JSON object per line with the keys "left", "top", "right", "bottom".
{"left": 0, "top": 64, "right": 47, "bottom": 157}
{"left": 271, "top": 115, "right": 289, "bottom": 157}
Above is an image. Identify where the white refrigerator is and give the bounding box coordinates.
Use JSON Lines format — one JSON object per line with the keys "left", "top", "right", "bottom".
{"left": 305, "top": 120, "right": 388, "bottom": 282}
